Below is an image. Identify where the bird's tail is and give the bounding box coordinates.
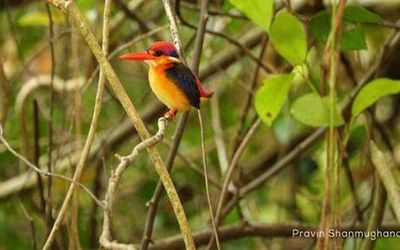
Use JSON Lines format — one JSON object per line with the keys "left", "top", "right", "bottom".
{"left": 195, "top": 78, "right": 213, "bottom": 98}
{"left": 200, "top": 89, "right": 214, "bottom": 98}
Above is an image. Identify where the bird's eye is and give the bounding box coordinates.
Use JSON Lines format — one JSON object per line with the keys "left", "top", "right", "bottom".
{"left": 154, "top": 50, "right": 163, "bottom": 56}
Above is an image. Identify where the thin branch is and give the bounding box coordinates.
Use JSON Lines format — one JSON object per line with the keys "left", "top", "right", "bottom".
{"left": 114, "top": 0, "right": 163, "bottom": 41}
{"left": 44, "top": 3, "right": 56, "bottom": 238}
{"left": 161, "top": 0, "right": 184, "bottom": 57}
{"left": 231, "top": 37, "right": 268, "bottom": 156}
{"left": 70, "top": 1, "right": 83, "bottom": 247}
{"left": 32, "top": 99, "right": 46, "bottom": 217}
{"left": 210, "top": 92, "right": 229, "bottom": 174}
{"left": 164, "top": 141, "right": 221, "bottom": 189}
{"left": 198, "top": 109, "right": 220, "bottom": 250}
{"left": 179, "top": 1, "right": 247, "bottom": 20}
{"left": 19, "top": 202, "right": 37, "bottom": 250}
{"left": 0, "top": 125, "right": 103, "bottom": 208}
{"left": 100, "top": 117, "right": 169, "bottom": 250}
{"left": 208, "top": 118, "right": 261, "bottom": 249}
{"left": 148, "top": 223, "right": 400, "bottom": 250}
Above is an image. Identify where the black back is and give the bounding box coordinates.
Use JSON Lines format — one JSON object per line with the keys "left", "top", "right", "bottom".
{"left": 165, "top": 63, "right": 201, "bottom": 109}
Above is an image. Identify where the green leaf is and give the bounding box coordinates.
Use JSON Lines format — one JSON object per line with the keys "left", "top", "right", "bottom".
{"left": 351, "top": 78, "right": 400, "bottom": 118}
{"left": 229, "top": 0, "right": 274, "bottom": 31}
{"left": 309, "top": 11, "right": 331, "bottom": 44}
{"left": 341, "top": 25, "right": 367, "bottom": 50}
{"left": 255, "top": 74, "right": 294, "bottom": 126}
{"left": 270, "top": 11, "right": 307, "bottom": 65}
{"left": 290, "top": 93, "right": 344, "bottom": 127}
{"left": 344, "top": 6, "right": 382, "bottom": 24}
{"left": 309, "top": 11, "right": 367, "bottom": 51}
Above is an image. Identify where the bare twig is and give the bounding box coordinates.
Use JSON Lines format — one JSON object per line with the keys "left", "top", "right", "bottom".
{"left": 198, "top": 109, "right": 221, "bottom": 250}
{"left": 100, "top": 117, "right": 169, "bottom": 250}
{"left": 231, "top": 37, "right": 269, "bottom": 156}
{"left": 32, "top": 99, "right": 46, "bottom": 217}
{"left": 208, "top": 118, "right": 261, "bottom": 249}
{"left": 114, "top": 0, "right": 163, "bottom": 41}
{"left": 210, "top": 92, "right": 229, "bottom": 174}
{"left": 44, "top": 3, "right": 56, "bottom": 238}
{"left": 318, "top": 1, "right": 346, "bottom": 249}
{"left": 19, "top": 202, "right": 37, "bottom": 250}
{"left": 163, "top": 141, "right": 221, "bottom": 189}
{"left": 0, "top": 125, "right": 103, "bottom": 208}
{"left": 162, "top": 0, "right": 184, "bottom": 57}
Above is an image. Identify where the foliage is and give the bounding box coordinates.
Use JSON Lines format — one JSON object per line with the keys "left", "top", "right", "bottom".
{"left": 270, "top": 11, "right": 307, "bottom": 65}
{"left": 255, "top": 74, "right": 293, "bottom": 126}
{"left": 229, "top": 0, "right": 273, "bottom": 31}
{"left": 290, "top": 93, "right": 344, "bottom": 127}
{"left": 352, "top": 78, "right": 400, "bottom": 118}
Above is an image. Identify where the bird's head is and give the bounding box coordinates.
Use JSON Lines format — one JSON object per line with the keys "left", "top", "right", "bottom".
{"left": 120, "top": 41, "right": 180, "bottom": 66}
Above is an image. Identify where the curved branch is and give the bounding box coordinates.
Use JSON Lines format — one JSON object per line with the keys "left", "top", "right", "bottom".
{"left": 100, "top": 117, "right": 169, "bottom": 250}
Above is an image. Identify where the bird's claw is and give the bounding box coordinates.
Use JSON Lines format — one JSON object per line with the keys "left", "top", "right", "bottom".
{"left": 163, "top": 109, "right": 177, "bottom": 120}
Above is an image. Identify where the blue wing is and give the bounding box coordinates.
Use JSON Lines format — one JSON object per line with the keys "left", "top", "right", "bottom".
{"left": 165, "top": 63, "right": 201, "bottom": 109}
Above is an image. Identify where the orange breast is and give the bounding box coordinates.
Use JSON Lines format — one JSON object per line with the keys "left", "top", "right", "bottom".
{"left": 148, "top": 65, "right": 191, "bottom": 111}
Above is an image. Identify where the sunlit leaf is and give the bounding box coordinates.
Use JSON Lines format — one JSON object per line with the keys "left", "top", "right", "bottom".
{"left": 270, "top": 11, "right": 307, "bottom": 65}
{"left": 352, "top": 78, "right": 400, "bottom": 118}
{"left": 255, "top": 74, "right": 294, "bottom": 126}
{"left": 229, "top": 0, "right": 274, "bottom": 31}
{"left": 290, "top": 93, "right": 344, "bottom": 127}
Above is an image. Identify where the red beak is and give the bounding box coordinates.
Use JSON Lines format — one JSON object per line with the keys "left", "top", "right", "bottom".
{"left": 119, "top": 51, "right": 155, "bottom": 61}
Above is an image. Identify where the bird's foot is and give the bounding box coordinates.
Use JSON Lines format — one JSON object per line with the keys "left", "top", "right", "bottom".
{"left": 163, "top": 109, "right": 178, "bottom": 120}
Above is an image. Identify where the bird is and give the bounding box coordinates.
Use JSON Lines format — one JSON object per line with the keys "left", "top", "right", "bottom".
{"left": 120, "top": 41, "right": 213, "bottom": 118}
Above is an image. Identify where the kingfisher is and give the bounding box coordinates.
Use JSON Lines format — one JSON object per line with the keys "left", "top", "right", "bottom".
{"left": 120, "top": 41, "right": 213, "bottom": 118}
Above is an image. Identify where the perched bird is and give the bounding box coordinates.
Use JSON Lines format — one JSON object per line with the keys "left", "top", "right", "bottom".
{"left": 120, "top": 41, "right": 213, "bottom": 118}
